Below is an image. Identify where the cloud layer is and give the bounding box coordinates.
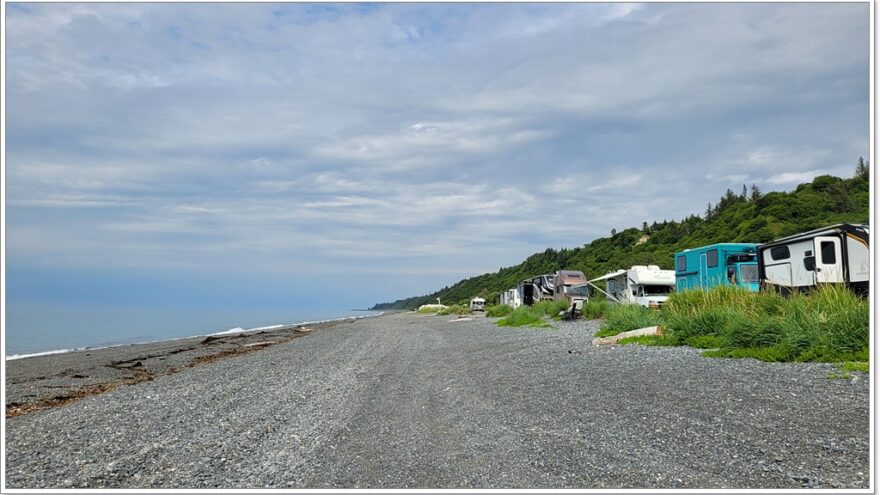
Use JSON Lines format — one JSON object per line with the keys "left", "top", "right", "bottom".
{"left": 5, "top": 3, "right": 869, "bottom": 300}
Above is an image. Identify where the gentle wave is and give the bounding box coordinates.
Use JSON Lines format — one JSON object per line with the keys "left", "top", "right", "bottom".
{"left": 6, "top": 312, "right": 383, "bottom": 361}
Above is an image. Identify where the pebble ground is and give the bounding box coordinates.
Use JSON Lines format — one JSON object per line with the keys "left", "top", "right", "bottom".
{"left": 5, "top": 312, "right": 870, "bottom": 489}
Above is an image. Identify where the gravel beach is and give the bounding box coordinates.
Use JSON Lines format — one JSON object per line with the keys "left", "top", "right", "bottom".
{"left": 5, "top": 311, "right": 870, "bottom": 489}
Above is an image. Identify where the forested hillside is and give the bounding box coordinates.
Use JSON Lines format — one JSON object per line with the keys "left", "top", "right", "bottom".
{"left": 372, "top": 161, "right": 870, "bottom": 310}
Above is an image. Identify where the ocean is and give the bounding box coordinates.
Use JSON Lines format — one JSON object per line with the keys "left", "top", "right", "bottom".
{"left": 5, "top": 302, "right": 380, "bottom": 359}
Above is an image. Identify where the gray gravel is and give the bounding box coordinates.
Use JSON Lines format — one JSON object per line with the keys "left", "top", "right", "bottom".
{"left": 5, "top": 312, "right": 870, "bottom": 488}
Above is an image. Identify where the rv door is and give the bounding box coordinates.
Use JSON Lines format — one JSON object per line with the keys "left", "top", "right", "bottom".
{"left": 814, "top": 236, "right": 844, "bottom": 283}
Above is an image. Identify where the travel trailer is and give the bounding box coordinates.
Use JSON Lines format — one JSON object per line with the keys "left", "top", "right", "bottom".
{"left": 469, "top": 297, "right": 486, "bottom": 312}
{"left": 675, "top": 243, "right": 760, "bottom": 292}
{"left": 588, "top": 265, "right": 675, "bottom": 308}
{"left": 499, "top": 288, "right": 522, "bottom": 308}
{"left": 553, "top": 270, "right": 589, "bottom": 302}
{"left": 518, "top": 274, "right": 555, "bottom": 306}
{"left": 757, "top": 224, "right": 869, "bottom": 296}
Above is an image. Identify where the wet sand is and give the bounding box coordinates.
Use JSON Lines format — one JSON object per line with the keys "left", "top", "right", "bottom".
{"left": 5, "top": 315, "right": 383, "bottom": 417}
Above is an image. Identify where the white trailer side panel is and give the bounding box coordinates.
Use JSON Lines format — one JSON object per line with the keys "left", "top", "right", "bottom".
{"left": 846, "top": 236, "right": 870, "bottom": 283}
{"left": 762, "top": 239, "right": 815, "bottom": 288}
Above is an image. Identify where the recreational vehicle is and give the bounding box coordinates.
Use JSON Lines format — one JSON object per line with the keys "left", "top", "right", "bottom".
{"left": 499, "top": 288, "right": 522, "bottom": 308}
{"left": 757, "top": 224, "right": 869, "bottom": 296}
{"left": 469, "top": 297, "right": 486, "bottom": 312}
{"left": 675, "top": 243, "right": 760, "bottom": 292}
{"left": 588, "top": 265, "right": 675, "bottom": 308}
{"left": 552, "top": 270, "right": 589, "bottom": 302}
{"left": 518, "top": 274, "right": 555, "bottom": 306}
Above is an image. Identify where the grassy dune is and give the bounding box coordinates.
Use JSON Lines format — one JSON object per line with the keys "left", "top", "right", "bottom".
{"left": 600, "top": 285, "right": 868, "bottom": 363}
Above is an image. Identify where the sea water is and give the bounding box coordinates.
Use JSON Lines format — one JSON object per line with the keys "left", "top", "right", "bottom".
{"left": 5, "top": 302, "right": 380, "bottom": 359}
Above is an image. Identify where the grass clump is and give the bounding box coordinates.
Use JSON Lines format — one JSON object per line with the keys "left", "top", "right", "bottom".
{"left": 590, "top": 285, "right": 868, "bottom": 364}
{"left": 581, "top": 300, "right": 611, "bottom": 319}
{"left": 837, "top": 361, "right": 869, "bottom": 373}
{"left": 532, "top": 299, "right": 573, "bottom": 320}
{"left": 667, "top": 285, "right": 868, "bottom": 363}
{"left": 486, "top": 304, "right": 514, "bottom": 318}
{"left": 496, "top": 306, "right": 551, "bottom": 328}
{"left": 437, "top": 304, "right": 470, "bottom": 316}
{"left": 595, "top": 304, "right": 662, "bottom": 337}
{"left": 618, "top": 335, "right": 678, "bottom": 346}
{"left": 417, "top": 305, "right": 445, "bottom": 314}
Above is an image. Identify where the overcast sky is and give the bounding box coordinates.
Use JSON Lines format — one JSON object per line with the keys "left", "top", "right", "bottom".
{"left": 5, "top": 3, "right": 869, "bottom": 308}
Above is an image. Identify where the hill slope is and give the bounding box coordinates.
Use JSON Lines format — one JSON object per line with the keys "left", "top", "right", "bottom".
{"left": 372, "top": 167, "right": 870, "bottom": 310}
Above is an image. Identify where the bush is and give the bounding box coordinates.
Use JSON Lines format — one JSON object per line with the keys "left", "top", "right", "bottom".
{"left": 486, "top": 304, "right": 514, "bottom": 318}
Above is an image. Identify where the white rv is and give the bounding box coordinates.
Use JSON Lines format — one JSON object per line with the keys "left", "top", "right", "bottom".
{"left": 469, "top": 297, "right": 486, "bottom": 311}
{"left": 499, "top": 288, "right": 522, "bottom": 308}
{"left": 757, "top": 223, "right": 869, "bottom": 296}
{"left": 588, "top": 265, "right": 675, "bottom": 308}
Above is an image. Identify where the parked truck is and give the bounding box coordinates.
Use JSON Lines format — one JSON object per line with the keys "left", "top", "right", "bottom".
{"left": 675, "top": 243, "right": 760, "bottom": 292}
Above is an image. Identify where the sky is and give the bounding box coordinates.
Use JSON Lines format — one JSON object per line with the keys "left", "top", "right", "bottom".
{"left": 4, "top": 2, "right": 870, "bottom": 310}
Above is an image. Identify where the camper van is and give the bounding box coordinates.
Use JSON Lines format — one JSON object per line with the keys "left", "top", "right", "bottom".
{"left": 588, "top": 265, "right": 675, "bottom": 308}
{"left": 675, "top": 243, "right": 760, "bottom": 292}
{"left": 499, "top": 288, "right": 522, "bottom": 308}
{"left": 469, "top": 297, "right": 486, "bottom": 312}
{"left": 553, "top": 270, "right": 589, "bottom": 302}
{"left": 757, "top": 224, "right": 869, "bottom": 296}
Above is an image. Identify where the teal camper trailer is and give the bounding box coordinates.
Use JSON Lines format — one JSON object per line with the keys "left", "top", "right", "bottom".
{"left": 675, "top": 243, "right": 760, "bottom": 292}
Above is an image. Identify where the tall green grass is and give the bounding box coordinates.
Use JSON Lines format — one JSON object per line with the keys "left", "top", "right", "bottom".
{"left": 437, "top": 304, "right": 470, "bottom": 316}
{"left": 599, "top": 285, "right": 868, "bottom": 364}
{"left": 595, "top": 304, "right": 662, "bottom": 337}
{"left": 486, "top": 304, "right": 514, "bottom": 317}
{"left": 533, "top": 299, "right": 572, "bottom": 319}
{"left": 581, "top": 300, "right": 611, "bottom": 319}
{"left": 494, "top": 299, "right": 569, "bottom": 327}
{"left": 496, "top": 306, "right": 551, "bottom": 328}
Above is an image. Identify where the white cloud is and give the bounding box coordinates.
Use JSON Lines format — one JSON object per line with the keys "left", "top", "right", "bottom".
{"left": 4, "top": 3, "right": 869, "bottom": 294}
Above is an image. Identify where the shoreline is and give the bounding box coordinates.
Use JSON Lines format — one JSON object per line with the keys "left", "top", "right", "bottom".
{"left": 6, "top": 311, "right": 393, "bottom": 418}
{"left": 6, "top": 311, "right": 385, "bottom": 361}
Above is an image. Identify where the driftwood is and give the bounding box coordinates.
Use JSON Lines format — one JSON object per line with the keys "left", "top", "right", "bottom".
{"left": 592, "top": 326, "right": 663, "bottom": 346}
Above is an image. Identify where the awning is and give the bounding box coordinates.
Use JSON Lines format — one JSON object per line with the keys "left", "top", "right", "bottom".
{"left": 586, "top": 270, "right": 627, "bottom": 283}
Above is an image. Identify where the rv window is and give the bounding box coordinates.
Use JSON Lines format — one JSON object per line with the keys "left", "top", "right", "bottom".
{"left": 820, "top": 241, "right": 837, "bottom": 264}
{"left": 803, "top": 256, "right": 815, "bottom": 272}
{"left": 707, "top": 249, "right": 718, "bottom": 268}
{"left": 607, "top": 280, "right": 616, "bottom": 292}
{"left": 739, "top": 265, "right": 759, "bottom": 283}
{"left": 676, "top": 256, "right": 687, "bottom": 272}
{"left": 644, "top": 285, "right": 673, "bottom": 295}
{"left": 770, "top": 246, "right": 790, "bottom": 261}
